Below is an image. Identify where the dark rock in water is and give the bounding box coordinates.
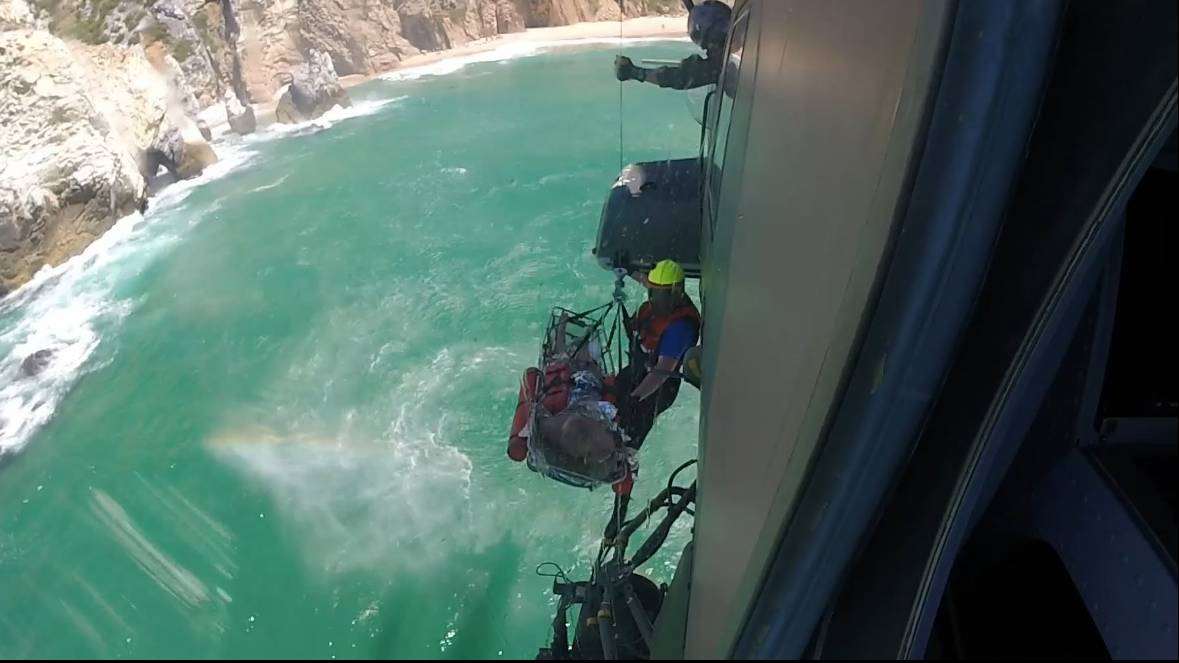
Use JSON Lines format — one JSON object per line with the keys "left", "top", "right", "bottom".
{"left": 140, "top": 145, "right": 180, "bottom": 195}
{"left": 229, "top": 104, "right": 257, "bottom": 134}
{"left": 197, "top": 119, "right": 213, "bottom": 141}
{"left": 145, "top": 169, "right": 180, "bottom": 196}
{"left": 225, "top": 89, "right": 257, "bottom": 135}
{"left": 152, "top": 125, "right": 187, "bottom": 176}
{"left": 274, "top": 49, "right": 352, "bottom": 124}
{"left": 148, "top": 122, "right": 218, "bottom": 181}
{"left": 274, "top": 91, "right": 300, "bottom": 125}
{"left": 141, "top": 146, "right": 179, "bottom": 180}
{"left": 20, "top": 349, "right": 54, "bottom": 377}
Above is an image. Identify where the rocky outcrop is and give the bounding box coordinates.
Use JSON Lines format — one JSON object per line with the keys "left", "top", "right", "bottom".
{"left": 0, "top": 30, "right": 148, "bottom": 293}
{"left": 235, "top": 0, "right": 302, "bottom": 102}
{"left": 272, "top": 91, "right": 298, "bottom": 124}
{"left": 0, "top": 0, "right": 40, "bottom": 30}
{"left": 199, "top": 0, "right": 247, "bottom": 100}
{"left": 231, "top": 0, "right": 684, "bottom": 102}
{"left": 523, "top": 0, "right": 681, "bottom": 27}
{"left": 224, "top": 87, "right": 255, "bottom": 134}
{"left": 494, "top": 0, "right": 527, "bottom": 32}
{"left": 149, "top": 115, "right": 218, "bottom": 179}
{"left": 68, "top": 40, "right": 217, "bottom": 182}
{"left": 2, "top": 0, "right": 684, "bottom": 294}
{"left": 20, "top": 349, "right": 53, "bottom": 376}
{"left": 296, "top": 0, "right": 410, "bottom": 77}
{"left": 12, "top": 0, "right": 685, "bottom": 106}
{"left": 142, "top": 42, "right": 204, "bottom": 118}
{"left": 67, "top": 39, "right": 169, "bottom": 147}
{"left": 0, "top": 28, "right": 217, "bottom": 293}
{"left": 252, "top": 0, "right": 530, "bottom": 91}
{"left": 147, "top": 0, "right": 222, "bottom": 106}
{"left": 273, "top": 48, "right": 351, "bottom": 123}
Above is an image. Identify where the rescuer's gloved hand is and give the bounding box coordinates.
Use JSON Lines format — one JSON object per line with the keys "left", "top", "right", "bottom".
{"left": 615, "top": 55, "right": 641, "bottom": 82}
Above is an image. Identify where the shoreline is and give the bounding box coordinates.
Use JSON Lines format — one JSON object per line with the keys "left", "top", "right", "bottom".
{"left": 204, "top": 16, "right": 687, "bottom": 136}
{"left": 339, "top": 15, "right": 687, "bottom": 90}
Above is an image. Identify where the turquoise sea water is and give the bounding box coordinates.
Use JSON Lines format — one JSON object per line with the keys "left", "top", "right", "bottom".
{"left": 0, "top": 41, "right": 704, "bottom": 659}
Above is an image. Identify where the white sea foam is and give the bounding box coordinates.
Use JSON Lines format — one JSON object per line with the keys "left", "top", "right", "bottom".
{"left": 0, "top": 71, "right": 417, "bottom": 457}
{"left": 249, "top": 174, "right": 289, "bottom": 193}
{"left": 249, "top": 96, "right": 406, "bottom": 139}
{"left": 207, "top": 345, "right": 500, "bottom": 574}
{"left": 0, "top": 139, "right": 266, "bottom": 455}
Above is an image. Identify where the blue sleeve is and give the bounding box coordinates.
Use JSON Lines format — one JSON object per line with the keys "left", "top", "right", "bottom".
{"left": 657, "top": 319, "right": 699, "bottom": 362}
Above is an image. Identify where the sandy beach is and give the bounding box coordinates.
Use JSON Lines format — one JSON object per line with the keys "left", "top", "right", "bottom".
{"left": 202, "top": 16, "right": 687, "bottom": 135}
{"left": 339, "top": 15, "right": 687, "bottom": 89}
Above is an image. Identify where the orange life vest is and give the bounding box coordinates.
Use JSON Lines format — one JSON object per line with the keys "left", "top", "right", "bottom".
{"left": 635, "top": 298, "right": 701, "bottom": 357}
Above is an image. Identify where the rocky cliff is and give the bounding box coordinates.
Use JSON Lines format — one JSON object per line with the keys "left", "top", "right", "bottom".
{"left": 24, "top": 0, "right": 683, "bottom": 104}
{"left": 2, "top": 0, "right": 683, "bottom": 294}
{"left": 273, "top": 48, "right": 352, "bottom": 123}
{"left": 1, "top": 0, "right": 218, "bottom": 294}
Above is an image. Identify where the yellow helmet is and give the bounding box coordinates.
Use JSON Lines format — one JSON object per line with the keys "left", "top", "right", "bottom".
{"left": 647, "top": 259, "right": 685, "bottom": 286}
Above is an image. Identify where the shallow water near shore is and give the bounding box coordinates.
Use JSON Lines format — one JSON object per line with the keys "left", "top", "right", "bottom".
{"left": 0, "top": 41, "right": 704, "bottom": 659}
